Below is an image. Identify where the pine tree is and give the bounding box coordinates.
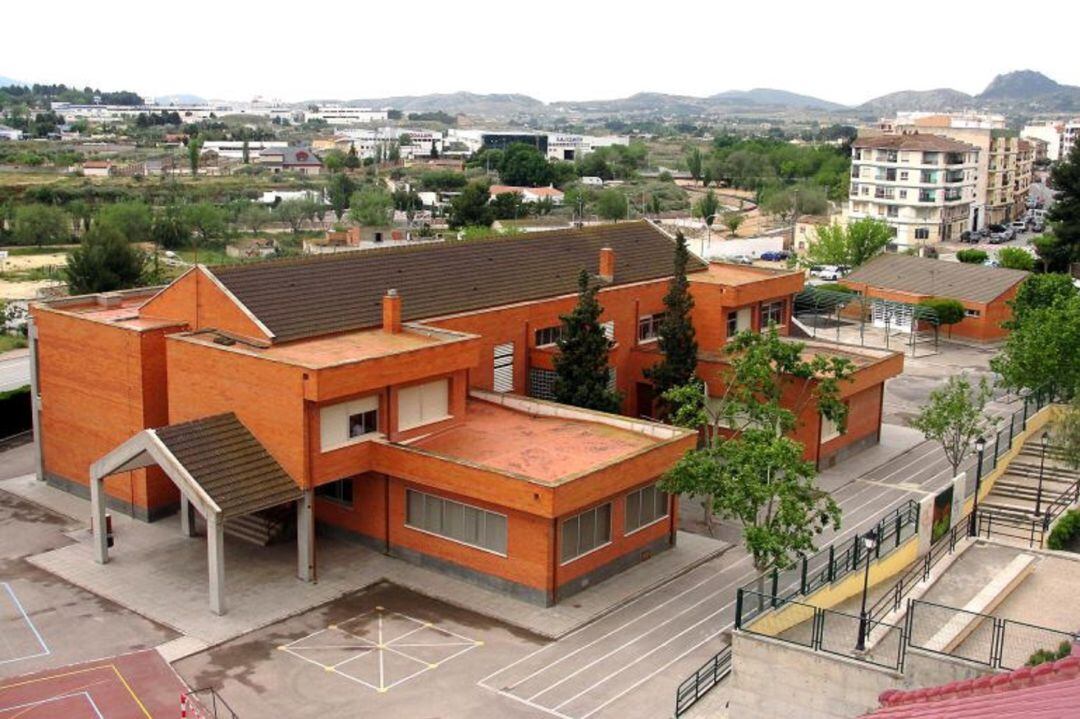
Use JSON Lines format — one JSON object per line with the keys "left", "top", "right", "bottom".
{"left": 646, "top": 231, "right": 698, "bottom": 402}
{"left": 554, "top": 269, "right": 621, "bottom": 413}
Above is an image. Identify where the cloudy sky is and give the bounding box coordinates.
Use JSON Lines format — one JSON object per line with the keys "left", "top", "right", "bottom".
{"left": 3, "top": 1, "right": 1079, "bottom": 106}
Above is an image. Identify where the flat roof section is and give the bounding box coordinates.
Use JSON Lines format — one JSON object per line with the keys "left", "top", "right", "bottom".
{"left": 691, "top": 262, "right": 803, "bottom": 287}
{"left": 408, "top": 400, "right": 661, "bottom": 484}
{"left": 35, "top": 288, "right": 181, "bottom": 332}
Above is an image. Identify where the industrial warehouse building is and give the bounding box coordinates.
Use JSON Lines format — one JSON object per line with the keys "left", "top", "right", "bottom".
{"left": 29, "top": 222, "right": 902, "bottom": 612}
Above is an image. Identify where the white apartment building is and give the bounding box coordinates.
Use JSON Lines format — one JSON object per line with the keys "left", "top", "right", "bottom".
{"left": 890, "top": 113, "right": 1033, "bottom": 228}
{"left": 304, "top": 106, "right": 389, "bottom": 125}
{"left": 1021, "top": 120, "right": 1080, "bottom": 162}
{"left": 846, "top": 133, "right": 980, "bottom": 247}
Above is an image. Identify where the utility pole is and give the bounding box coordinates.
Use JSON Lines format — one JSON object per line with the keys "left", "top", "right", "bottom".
{"left": 789, "top": 187, "right": 799, "bottom": 251}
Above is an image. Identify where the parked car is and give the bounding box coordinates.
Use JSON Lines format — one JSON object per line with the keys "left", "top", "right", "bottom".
{"left": 988, "top": 228, "right": 1014, "bottom": 244}
{"left": 814, "top": 265, "right": 844, "bottom": 281}
{"left": 1008, "top": 221, "right": 1027, "bottom": 234}
{"left": 724, "top": 254, "right": 755, "bottom": 265}
{"left": 759, "top": 250, "right": 790, "bottom": 262}
{"left": 1031, "top": 221, "right": 1045, "bottom": 233}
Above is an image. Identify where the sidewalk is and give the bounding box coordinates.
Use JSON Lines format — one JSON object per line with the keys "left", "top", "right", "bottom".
{"left": 2, "top": 473, "right": 730, "bottom": 651}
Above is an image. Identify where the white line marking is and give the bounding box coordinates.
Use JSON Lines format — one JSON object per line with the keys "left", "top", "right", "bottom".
{"left": 0, "top": 581, "right": 50, "bottom": 665}
{"left": 0, "top": 690, "right": 103, "bottom": 719}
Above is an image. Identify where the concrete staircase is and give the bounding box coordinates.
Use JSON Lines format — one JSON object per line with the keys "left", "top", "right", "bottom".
{"left": 981, "top": 442, "right": 1078, "bottom": 519}
{"left": 223, "top": 507, "right": 295, "bottom": 547}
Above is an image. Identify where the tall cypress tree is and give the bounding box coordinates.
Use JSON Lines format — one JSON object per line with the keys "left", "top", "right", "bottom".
{"left": 647, "top": 230, "right": 699, "bottom": 400}
{"left": 554, "top": 269, "right": 622, "bottom": 413}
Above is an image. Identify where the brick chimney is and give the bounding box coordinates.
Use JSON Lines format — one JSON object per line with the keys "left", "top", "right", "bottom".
{"left": 383, "top": 289, "right": 402, "bottom": 334}
{"left": 598, "top": 247, "right": 615, "bottom": 282}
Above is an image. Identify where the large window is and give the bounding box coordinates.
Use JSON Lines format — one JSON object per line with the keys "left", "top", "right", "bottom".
{"left": 637, "top": 312, "right": 665, "bottom": 342}
{"left": 405, "top": 490, "right": 507, "bottom": 555}
{"left": 320, "top": 395, "right": 380, "bottom": 451}
{"left": 561, "top": 503, "right": 612, "bottom": 563}
{"left": 625, "top": 483, "right": 668, "bottom": 534}
{"left": 397, "top": 379, "right": 449, "bottom": 431}
{"left": 316, "top": 477, "right": 354, "bottom": 506}
{"left": 727, "top": 307, "right": 751, "bottom": 339}
{"left": 820, "top": 413, "right": 842, "bottom": 443}
{"left": 760, "top": 300, "right": 785, "bottom": 328}
{"left": 534, "top": 325, "right": 562, "bottom": 347}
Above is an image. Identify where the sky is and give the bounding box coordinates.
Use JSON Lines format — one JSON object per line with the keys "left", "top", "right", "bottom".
{"left": 4, "top": 1, "right": 1080, "bottom": 106}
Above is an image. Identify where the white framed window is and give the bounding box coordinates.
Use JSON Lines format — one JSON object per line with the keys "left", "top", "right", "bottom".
{"left": 561, "top": 503, "right": 612, "bottom": 563}
{"left": 625, "top": 483, "right": 668, "bottom": 534}
{"left": 964, "top": 308, "right": 981, "bottom": 318}
{"left": 398, "top": 379, "right": 450, "bottom": 431}
{"left": 637, "top": 312, "right": 665, "bottom": 342}
{"left": 406, "top": 489, "right": 507, "bottom": 555}
{"left": 820, "top": 413, "right": 842, "bottom": 443}
{"left": 316, "top": 477, "right": 354, "bottom": 506}
{"left": 726, "top": 307, "right": 752, "bottom": 339}
{"left": 760, "top": 300, "right": 785, "bottom": 328}
{"left": 602, "top": 320, "right": 615, "bottom": 342}
{"left": 534, "top": 325, "right": 562, "bottom": 347}
{"left": 320, "top": 395, "right": 380, "bottom": 451}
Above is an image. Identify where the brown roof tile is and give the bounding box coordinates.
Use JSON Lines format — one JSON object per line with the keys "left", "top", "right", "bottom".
{"left": 154, "top": 413, "right": 301, "bottom": 518}
{"left": 853, "top": 133, "right": 978, "bottom": 153}
{"left": 208, "top": 221, "right": 701, "bottom": 342}
{"left": 843, "top": 254, "right": 1028, "bottom": 304}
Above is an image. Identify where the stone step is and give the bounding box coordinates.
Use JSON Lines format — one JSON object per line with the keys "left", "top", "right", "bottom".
{"left": 223, "top": 511, "right": 293, "bottom": 547}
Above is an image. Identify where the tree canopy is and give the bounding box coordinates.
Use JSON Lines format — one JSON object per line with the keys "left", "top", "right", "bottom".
{"left": 348, "top": 186, "right": 394, "bottom": 227}
{"left": 64, "top": 224, "right": 147, "bottom": 294}
{"left": 498, "top": 143, "right": 553, "bottom": 187}
{"left": 909, "top": 375, "right": 997, "bottom": 476}
{"left": 804, "top": 218, "right": 892, "bottom": 268}
{"left": 553, "top": 270, "right": 621, "bottom": 413}
{"left": 996, "top": 247, "right": 1035, "bottom": 271}
{"left": 596, "top": 188, "right": 628, "bottom": 222}
{"left": 12, "top": 204, "right": 70, "bottom": 246}
{"left": 448, "top": 180, "right": 494, "bottom": 229}
{"left": 645, "top": 232, "right": 698, "bottom": 407}
{"left": 1042, "top": 142, "right": 1080, "bottom": 271}
{"left": 992, "top": 292, "right": 1080, "bottom": 400}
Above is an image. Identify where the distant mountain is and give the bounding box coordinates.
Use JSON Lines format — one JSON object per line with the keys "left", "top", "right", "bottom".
{"left": 0, "top": 76, "right": 22, "bottom": 88}
{"left": 332, "top": 92, "right": 546, "bottom": 117}
{"left": 855, "top": 88, "right": 975, "bottom": 115}
{"left": 553, "top": 92, "right": 712, "bottom": 115}
{"left": 709, "top": 88, "right": 844, "bottom": 111}
{"left": 977, "top": 70, "right": 1062, "bottom": 101}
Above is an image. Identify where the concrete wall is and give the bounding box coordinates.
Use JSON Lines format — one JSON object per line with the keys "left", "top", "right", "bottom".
{"left": 729, "top": 632, "right": 991, "bottom": 719}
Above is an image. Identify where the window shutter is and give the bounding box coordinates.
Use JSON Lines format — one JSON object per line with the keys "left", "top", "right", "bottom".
{"left": 493, "top": 342, "right": 514, "bottom": 393}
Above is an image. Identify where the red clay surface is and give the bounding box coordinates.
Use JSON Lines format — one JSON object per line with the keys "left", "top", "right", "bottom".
{"left": 0, "top": 649, "right": 186, "bottom": 718}
{"left": 410, "top": 400, "right": 658, "bottom": 482}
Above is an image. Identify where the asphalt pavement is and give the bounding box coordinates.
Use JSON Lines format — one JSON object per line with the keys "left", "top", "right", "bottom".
{"left": 0, "top": 351, "right": 30, "bottom": 393}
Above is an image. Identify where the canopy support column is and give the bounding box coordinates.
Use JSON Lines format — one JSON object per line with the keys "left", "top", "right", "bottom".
{"left": 297, "top": 489, "right": 315, "bottom": 583}
{"left": 207, "top": 515, "right": 226, "bottom": 615}
{"left": 90, "top": 475, "right": 109, "bottom": 565}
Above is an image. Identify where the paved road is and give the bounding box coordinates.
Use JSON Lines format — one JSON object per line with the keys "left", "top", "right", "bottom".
{"left": 0, "top": 352, "right": 30, "bottom": 393}
{"left": 479, "top": 391, "right": 1028, "bottom": 719}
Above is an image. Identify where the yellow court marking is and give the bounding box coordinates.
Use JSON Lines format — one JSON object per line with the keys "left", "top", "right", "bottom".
{"left": 0, "top": 663, "right": 152, "bottom": 719}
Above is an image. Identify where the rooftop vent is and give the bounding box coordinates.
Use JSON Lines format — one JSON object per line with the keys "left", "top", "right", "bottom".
{"left": 213, "top": 335, "right": 237, "bottom": 346}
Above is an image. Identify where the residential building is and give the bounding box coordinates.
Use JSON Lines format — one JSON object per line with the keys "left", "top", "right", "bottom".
{"left": 0, "top": 124, "right": 23, "bottom": 141}
{"left": 890, "top": 114, "right": 1035, "bottom": 228}
{"left": 80, "top": 160, "right": 113, "bottom": 177}
{"left": 846, "top": 133, "right": 979, "bottom": 247}
{"left": 489, "top": 184, "right": 565, "bottom": 205}
{"left": 841, "top": 253, "right": 1029, "bottom": 341}
{"left": 1021, "top": 119, "right": 1080, "bottom": 162}
{"left": 305, "top": 106, "right": 390, "bottom": 125}
{"left": 201, "top": 140, "right": 287, "bottom": 161}
{"left": 29, "top": 223, "right": 901, "bottom": 609}
{"left": 257, "top": 147, "right": 323, "bottom": 175}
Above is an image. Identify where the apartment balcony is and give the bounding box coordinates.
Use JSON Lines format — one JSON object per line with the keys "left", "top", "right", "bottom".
{"left": 918, "top": 190, "right": 937, "bottom": 203}
{"left": 944, "top": 152, "right": 966, "bottom": 165}
{"left": 944, "top": 171, "right": 966, "bottom": 183}
{"left": 943, "top": 189, "right": 964, "bottom": 202}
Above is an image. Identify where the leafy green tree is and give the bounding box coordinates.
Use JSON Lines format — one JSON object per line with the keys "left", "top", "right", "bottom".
{"left": 151, "top": 205, "right": 190, "bottom": 251}
{"left": 241, "top": 139, "right": 250, "bottom": 165}
{"left": 348, "top": 186, "right": 394, "bottom": 227}
{"left": 181, "top": 203, "right": 228, "bottom": 257}
{"left": 327, "top": 172, "right": 357, "bottom": 221}
{"left": 12, "top": 204, "right": 70, "bottom": 246}
{"left": 956, "top": 248, "right": 989, "bottom": 264}
{"left": 722, "top": 211, "right": 744, "bottom": 237}
{"left": 322, "top": 149, "right": 347, "bottom": 173}
{"left": 499, "top": 142, "right": 553, "bottom": 187}
{"left": 237, "top": 203, "right": 270, "bottom": 234}
{"left": 187, "top": 137, "right": 203, "bottom": 177}
{"left": 1044, "top": 142, "right": 1080, "bottom": 271}
{"left": 918, "top": 297, "right": 965, "bottom": 338}
{"left": 805, "top": 218, "right": 892, "bottom": 268}
{"left": 909, "top": 375, "right": 998, "bottom": 476}
{"left": 596, "top": 188, "right": 628, "bottom": 222}
{"left": 992, "top": 293, "right": 1080, "bottom": 399}
{"left": 274, "top": 198, "right": 311, "bottom": 234}
{"left": 761, "top": 184, "right": 829, "bottom": 221}
{"left": 490, "top": 191, "right": 527, "bottom": 220}
{"left": 67, "top": 199, "right": 94, "bottom": 234}
{"left": 96, "top": 201, "right": 152, "bottom": 244}
{"left": 686, "top": 147, "right": 703, "bottom": 181}
{"left": 1006, "top": 273, "right": 1078, "bottom": 328}
{"left": 554, "top": 269, "right": 621, "bottom": 413}
{"left": 660, "top": 327, "right": 852, "bottom": 567}
{"left": 448, "top": 180, "right": 494, "bottom": 229}
{"left": 693, "top": 189, "right": 720, "bottom": 225}
{"left": 645, "top": 231, "right": 698, "bottom": 407}
{"left": 344, "top": 143, "right": 360, "bottom": 169}
{"left": 64, "top": 224, "right": 147, "bottom": 294}
{"left": 996, "top": 246, "right": 1035, "bottom": 271}
{"left": 1031, "top": 234, "right": 1061, "bottom": 272}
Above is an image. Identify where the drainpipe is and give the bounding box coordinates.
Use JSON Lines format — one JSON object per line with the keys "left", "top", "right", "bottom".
{"left": 28, "top": 315, "right": 44, "bottom": 482}
{"left": 551, "top": 516, "right": 559, "bottom": 606}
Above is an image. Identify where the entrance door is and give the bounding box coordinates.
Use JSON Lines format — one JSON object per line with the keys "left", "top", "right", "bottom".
{"left": 872, "top": 300, "right": 912, "bottom": 333}
{"left": 636, "top": 382, "right": 655, "bottom": 420}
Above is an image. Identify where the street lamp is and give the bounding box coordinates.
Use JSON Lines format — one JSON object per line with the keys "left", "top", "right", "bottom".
{"left": 1036, "top": 430, "right": 1049, "bottom": 516}
{"left": 855, "top": 529, "right": 878, "bottom": 652}
{"left": 969, "top": 436, "right": 987, "bottom": 537}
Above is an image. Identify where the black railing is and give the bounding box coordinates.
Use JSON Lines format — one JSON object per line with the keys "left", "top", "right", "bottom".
{"left": 183, "top": 687, "right": 239, "bottom": 719}
{"left": 674, "top": 646, "right": 732, "bottom": 717}
{"left": 736, "top": 589, "right": 907, "bottom": 672}
{"left": 907, "top": 599, "right": 1074, "bottom": 670}
{"left": 738, "top": 499, "right": 920, "bottom": 625}
{"left": 866, "top": 520, "right": 968, "bottom": 634}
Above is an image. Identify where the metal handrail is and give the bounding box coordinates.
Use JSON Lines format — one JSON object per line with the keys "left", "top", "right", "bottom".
{"left": 674, "top": 645, "right": 732, "bottom": 716}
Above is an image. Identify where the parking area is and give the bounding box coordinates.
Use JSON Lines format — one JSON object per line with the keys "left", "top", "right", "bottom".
{"left": 173, "top": 581, "right": 548, "bottom": 718}
{"left": 0, "top": 489, "right": 177, "bottom": 680}
{"left": 0, "top": 649, "right": 184, "bottom": 718}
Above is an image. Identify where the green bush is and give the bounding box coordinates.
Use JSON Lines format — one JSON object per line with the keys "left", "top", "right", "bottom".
{"left": 918, "top": 297, "right": 966, "bottom": 326}
{"left": 956, "top": 249, "right": 988, "bottom": 264}
{"left": 1047, "top": 508, "right": 1080, "bottom": 551}
{"left": 816, "top": 283, "right": 856, "bottom": 294}
{"left": 1026, "top": 640, "right": 1073, "bottom": 666}
{"left": 997, "top": 247, "right": 1035, "bottom": 272}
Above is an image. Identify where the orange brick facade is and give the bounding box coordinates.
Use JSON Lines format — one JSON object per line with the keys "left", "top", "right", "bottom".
{"left": 31, "top": 247, "right": 901, "bottom": 603}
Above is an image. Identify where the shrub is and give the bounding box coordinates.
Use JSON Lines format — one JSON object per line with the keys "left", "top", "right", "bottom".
{"left": 918, "top": 297, "right": 966, "bottom": 327}
{"left": 956, "top": 249, "right": 988, "bottom": 264}
{"left": 1026, "top": 640, "right": 1073, "bottom": 666}
{"left": 1047, "top": 508, "right": 1080, "bottom": 551}
{"left": 816, "top": 283, "right": 856, "bottom": 294}
{"left": 997, "top": 247, "right": 1035, "bottom": 272}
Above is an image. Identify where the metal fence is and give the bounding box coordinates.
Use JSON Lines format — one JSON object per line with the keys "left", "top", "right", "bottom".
{"left": 736, "top": 589, "right": 907, "bottom": 672}
{"left": 674, "top": 646, "right": 731, "bottom": 717}
{"left": 738, "top": 499, "right": 920, "bottom": 625}
{"left": 181, "top": 687, "right": 238, "bottom": 719}
{"left": 906, "top": 599, "right": 1075, "bottom": 671}
{"left": 973, "top": 389, "right": 1054, "bottom": 490}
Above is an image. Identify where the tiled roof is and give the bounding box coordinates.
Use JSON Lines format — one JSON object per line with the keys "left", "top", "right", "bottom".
{"left": 843, "top": 254, "right": 1028, "bottom": 304}
{"left": 154, "top": 413, "right": 301, "bottom": 518}
{"left": 261, "top": 146, "right": 322, "bottom": 166}
{"left": 853, "top": 133, "right": 978, "bottom": 153}
{"left": 862, "top": 653, "right": 1080, "bottom": 718}
{"left": 207, "top": 221, "right": 701, "bottom": 342}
